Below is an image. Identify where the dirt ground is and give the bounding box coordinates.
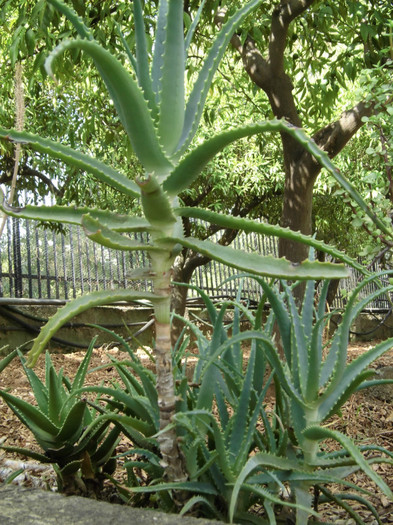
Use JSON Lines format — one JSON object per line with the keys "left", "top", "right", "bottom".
{"left": 0, "top": 341, "right": 392, "bottom": 523}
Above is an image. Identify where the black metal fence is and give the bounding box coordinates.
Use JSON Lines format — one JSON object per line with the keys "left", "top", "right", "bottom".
{"left": 0, "top": 215, "right": 391, "bottom": 310}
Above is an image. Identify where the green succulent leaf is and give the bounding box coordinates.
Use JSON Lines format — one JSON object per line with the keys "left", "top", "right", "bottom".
{"left": 0, "top": 349, "right": 17, "bottom": 373}
{"left": 0, "top": 446, "right": 53, "bottom": 463}
{"left": 318, "top": 338, "right": 393, "bottom": 420}
{"left": 138, "top": 174, "right": 177, "bottom": 230}
{"left": 184, "top": 0, "right": 206, "bottom": 56}
{"left": 156, "top": 0, "right": 185, "bottom": 155}
{"left": 303, "top": 426, "right": 393, "bottom": 499}
{"left": 0, "top": 191, "right": 149, "bottom": 232}
{"left": 167, "top": 236, "right": 348, "bottom": 280}
{"left": 26, "top": 290, "right": 166, "bottom": 367}
{"left": 175, "top": 207, "right": 366, "bottom": 274}
{"left": 179, "top": 0, "right": 264, "bottom": 153}
{"left": 15, "top": 351, "right": 51, "bottom": 418}
{"left": 0, "top": 128, "right": 140, "bottom": 198}
{"left": 55, "top": 400, "right": 88, "bottom": 444}
{"left": 132, "top": 0, "right": 157, "bottom": 117}
{"left": 0, "top": 389, "right": 59, "bottom": 442}
{"left": 45, "top": 39, "right": 173, "bottom": 174}
{"left": 81, "top": 214, "right": 162, "bottom": 252}
{"left": 47, "top": 0, "right": 93, "bottom": 40}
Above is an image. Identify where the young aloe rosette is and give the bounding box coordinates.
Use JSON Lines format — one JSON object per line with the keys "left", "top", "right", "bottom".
{"left": 0, "top": 340, "right": 120, "bottom": 494}
{"left": 227, "top": 272, "right": 393, "bottom": 524}
{"left": 0, "top": 0, "right": 360, "bottom": 483}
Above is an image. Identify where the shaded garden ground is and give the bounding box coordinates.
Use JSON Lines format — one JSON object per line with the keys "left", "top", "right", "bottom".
{"left": 0, "top": 342, "right": 392, "bottom": 523}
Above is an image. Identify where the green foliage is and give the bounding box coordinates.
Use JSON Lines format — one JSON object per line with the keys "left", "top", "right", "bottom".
{"left": 227, "top": 271, "right": 393, "bottom": 524}
{"left": 0, "top": 339, "right": 119, "bottom": 493}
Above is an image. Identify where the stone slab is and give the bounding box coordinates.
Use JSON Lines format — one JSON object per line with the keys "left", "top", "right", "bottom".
{"left": 0, "top": 485, "right": 226, "bottom": 525}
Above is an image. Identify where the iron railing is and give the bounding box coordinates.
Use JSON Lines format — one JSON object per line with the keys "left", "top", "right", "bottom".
{"left": 0, "top": 215, "right": 391, "bottom": 310}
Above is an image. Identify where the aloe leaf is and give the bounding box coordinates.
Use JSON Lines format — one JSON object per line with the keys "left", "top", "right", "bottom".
{"left": 47, "top": 0, "right": 93, "bottom": 40}
{"left": 0, "top": 446, "right": 53, "bottom": 463}
{"left": 303, "top": 426, "right": 393, "bottom": 499}
{"left": 283, "top": 282, "right": 309, "bottom": 396}
{"left": 177, "top": 410, "right": 235, "bottom": 482}
{"left": 179, "top": 0, "right": 264, "bottom": 153}
{"left": 318, "top": 486, "right": 382, "bottom": 525}
{"left": 184, "top": 0, "right": 206, "bottom": 56}
{"left": 228, "top": 348, "right": 255, "bottom": 461}
{"left": 138, "top": 174, "right": 177, "bottom": 230}
{"left": 0, "top": 128, "right": 140, "bottom": 198}
{"left": 120, "top": 480, "right": 218, "bottom": 495}
{"left": 81, "top": 214, "right": 161, "bottom": 252}
{"left": 47, "top": 363, "right": 67, "bottom": 424}
{"left": 71, "top": 338, "right": 95, "bottom": 393}
{"left": 0, "top": 192, "right": 149, "bottom": 232}
{"left": 175, "top": 206, "right": 365, "bottom": 273}
{"left": 0, "top": 389, "right": 59, "bottom": 438}
{"left": 55, "top": 400, "right": 87, "bottom": 444}
{"left": 320, "top": 278, "right": 393, "bottom": 389}
{"left": 45, "top": 39, "right": 173, "bottom": 174}
{"left": 0, "top": 349, "right": 17, "bottom": 373}
{"left": 318, "top": 338, "right": 393, "bottom": 420}
{"left": 26, "top": 290, "right": 166, "bottom": 367}
{"left": 168, "top": 236, "right": 348, "bottom": 280}
{"left": 17, "top": 350, "right": 48, "bottom": 413}
{"left": 90, "top": 425, "right": 121, "bottom": 466}
{"left": 151, "top": 0, "right": 168, "bottom": 100}
{"left": 155, "top": 0, "right": 185, "bottom": 155}
{"left": 132, "top": 0, "right": 157, "bottom": 117}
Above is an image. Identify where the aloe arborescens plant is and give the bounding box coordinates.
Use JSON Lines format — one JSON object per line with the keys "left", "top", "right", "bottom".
{"left": 0, "top": 0, "right": 356, "bottom": 482}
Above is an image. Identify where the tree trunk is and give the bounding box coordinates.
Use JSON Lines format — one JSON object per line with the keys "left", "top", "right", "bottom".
{"left": 227, "top": 2, "right": 374, "bottom": 273}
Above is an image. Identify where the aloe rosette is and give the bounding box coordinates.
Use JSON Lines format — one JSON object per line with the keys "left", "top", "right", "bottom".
{"left": 1, "top": 0, "right": 379, "bottom": 482}
{"left": 225, "top": 271, "right": 393, "bottom": 524}
{"left": 0, "top": 341, "right": 120, "bottom": 493}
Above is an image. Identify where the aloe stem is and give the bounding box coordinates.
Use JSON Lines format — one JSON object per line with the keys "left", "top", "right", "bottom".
{"left": 151, "top": 251, "right": 187, "bottom": 482}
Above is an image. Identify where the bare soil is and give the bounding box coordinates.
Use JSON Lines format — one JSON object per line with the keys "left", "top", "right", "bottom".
{"left": 0, "top": 342, "right": 392, "bottom": 523}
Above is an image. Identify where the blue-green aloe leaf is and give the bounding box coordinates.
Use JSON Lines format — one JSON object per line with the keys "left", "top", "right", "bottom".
{"left": 167, "top": 236, "right": 348, "bottom": 280}
{"left": 0, "top": 192, "right": 149, "bottom": 232}
{"left": 178, "top": 0, "right": 264, "bottom": 153}
{"left": 0, "top": 128, "right": 140, "bottom": 198}
{"left": 175, "top": 206, "right": 367, "bottom": 274}
{"left": 81, "top": 214, "right": 162, "bottom": 252}
{"left": 151, "top": 0, "right": 169, "bottom": 101}
{"left": 303, "top": 426, "right": 393, "bottom": 499}
{"left": 318, "top": 337, "right": 393, "bottom": 420}
{"left": 47, "top": 0, "right": 94, "bottom": 40}
{"left": 156, "top": 0, "right": 185, "bottom": 155}
{"left": 184, "top": 0, "right": 206, "bottom": 56}
{"left": 26, "top": 290, "right": 166, "bottom": 367}
{"left": 132, "top": 0, "right": 157, "bottom": 117}
{"left": 45, "top": 39, "right": 173, "bottom": 174}
{"left": 0, "top": 389, "right": 59, "bottom": 442}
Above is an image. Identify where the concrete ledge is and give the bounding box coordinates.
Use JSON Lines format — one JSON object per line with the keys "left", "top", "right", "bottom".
{"left": 0, "top": 305, "right": 155, "bottom": 352}
{"left": 0, "top": 485, "right": 226, "bottom": 525}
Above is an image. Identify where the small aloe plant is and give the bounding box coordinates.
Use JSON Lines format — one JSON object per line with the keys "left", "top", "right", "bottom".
{"left": 0, "top": 340, "right": 120, "bottom": 494}
{"left": 0, "top": 0, "right": 362, "bottom": 481}
{"left": 226, "top": 271, "right": 393, "bottom": 524}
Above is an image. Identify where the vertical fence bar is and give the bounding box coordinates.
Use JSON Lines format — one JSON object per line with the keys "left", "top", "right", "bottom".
{"left": 69, "top": 225, "right": 77, "bottom": 299}
{"left": 35, "top": 223, "right": 42, "bottom": 298}
{"left": 76, "top": 226, "right": 84, "bottom": 295}
{"left": 61, "top": 232, "right": 68, "bottom": 300}
{"left": 43, "top": 228, "right": 51, "bottom": 299}
{"left": 52, "top": 229, "right": 59, "bottom": 299}
{"left": 26, "top": 219, "right": 33, "bottom": 298}
{"left": 12, "top": 216, "right": 23, "bottom": 297}
{"left": 100, "top": 245, "right": 107, "bottom": 290}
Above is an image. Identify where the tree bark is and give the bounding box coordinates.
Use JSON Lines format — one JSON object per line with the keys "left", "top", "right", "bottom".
{"left": 228, "top": 1, "right": 374, "bottom": 267}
